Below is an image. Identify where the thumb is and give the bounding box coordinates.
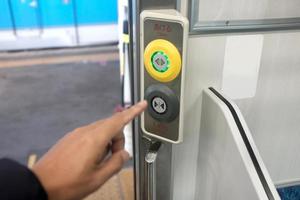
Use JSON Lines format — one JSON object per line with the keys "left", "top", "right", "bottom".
{"left": 95, "top": 150, "right": 130, "bottom": 186}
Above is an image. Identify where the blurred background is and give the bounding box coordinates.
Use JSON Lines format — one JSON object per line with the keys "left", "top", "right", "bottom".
{"left": 0, "top": 0, "right": 132, "bottom": 199}
{"left": 0, "top": 0, "right": 118, "bottom": 49}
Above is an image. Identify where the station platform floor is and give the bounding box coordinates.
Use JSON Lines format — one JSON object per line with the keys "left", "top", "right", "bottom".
{"left": 0, "top": 46, "right": 133, "bottom": 199}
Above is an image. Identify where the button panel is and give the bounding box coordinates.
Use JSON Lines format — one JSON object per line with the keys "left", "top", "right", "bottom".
{"left": 140, "top": 10, "right": 188, "bottom": 143}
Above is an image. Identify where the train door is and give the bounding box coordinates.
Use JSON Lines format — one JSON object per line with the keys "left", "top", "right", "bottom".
{"left": 39, "top": 0, "right": 77, "bottom": 47}
{"left": 10, "top": 0, "right": 42, "bottom": 37}
{"left": 0, "top": 0, "right": 77, "bottom": 50}
{"left": 0, "top": 1, "right": 15, "bottom": 41}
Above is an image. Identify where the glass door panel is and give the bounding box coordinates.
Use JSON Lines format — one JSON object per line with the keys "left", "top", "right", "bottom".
{"left": 230, "top": 32, "right": 300, "bottom": 200}
{"left": 197, "top": 0, "right": 300, "bottom": 22}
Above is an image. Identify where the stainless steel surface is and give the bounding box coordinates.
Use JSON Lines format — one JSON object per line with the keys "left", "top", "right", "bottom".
{"left": 189, "top": 0, "right": 300, "bottom": 34}
{"left": 139, "top": 138, "right": 172, "bottom": 200}
{"left": 145, "top": 160, "right": 156, "bottom": 200}
{"left": 144, "top": 141, "right": 162, "bottom": 200}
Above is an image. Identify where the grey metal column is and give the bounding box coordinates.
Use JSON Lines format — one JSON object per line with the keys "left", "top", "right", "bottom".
{"left": 144, "top": 141, "right": 162, "bottom": 200}
{"left": 128, "top": 0, "right": 179, "bottom": 199}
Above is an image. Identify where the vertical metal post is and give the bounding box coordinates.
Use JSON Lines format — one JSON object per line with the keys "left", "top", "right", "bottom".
{"left": 144, "top": 141, "right": 161, "bottom": 200}
{"left": 145, "top": 159, "right": 156, "bottom": 200}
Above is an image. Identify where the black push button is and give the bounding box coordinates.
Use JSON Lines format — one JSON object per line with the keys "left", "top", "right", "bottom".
{"left": 145, "top": 84, "right": 179, "bottom": 122}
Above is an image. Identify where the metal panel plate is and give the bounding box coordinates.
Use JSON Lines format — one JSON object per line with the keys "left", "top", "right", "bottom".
{"left": 143, "top": 18, "right": 183, "bottom": 142}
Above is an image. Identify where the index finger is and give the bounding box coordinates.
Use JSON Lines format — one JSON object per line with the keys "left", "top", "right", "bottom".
{"left": 116, "top": 100, "right": 148, "bottom": 125}
{"left": 94, "top": 100, "right": 147, "bottom": 142}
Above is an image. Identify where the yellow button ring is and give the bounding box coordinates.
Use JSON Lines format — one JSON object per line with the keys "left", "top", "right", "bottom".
{"left": 144, "top": 39, "right": 181, "bottom": 82}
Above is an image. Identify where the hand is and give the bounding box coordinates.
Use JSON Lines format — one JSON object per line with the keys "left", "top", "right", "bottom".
{"left": 32, "top": 101, "right": 147, "bottom": 200}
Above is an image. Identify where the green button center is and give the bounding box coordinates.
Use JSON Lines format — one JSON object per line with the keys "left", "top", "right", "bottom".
{"left": 151, "top": 51, "right": 170, "bottom": 72}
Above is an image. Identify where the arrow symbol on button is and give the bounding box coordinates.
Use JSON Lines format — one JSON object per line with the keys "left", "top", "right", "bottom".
{"left": 155, "top": 58, "right": 165, "bottom": 66}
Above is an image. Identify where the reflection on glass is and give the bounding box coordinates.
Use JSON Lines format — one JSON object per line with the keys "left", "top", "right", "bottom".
{"left": 227, "top": 32, "right": 300, "bottom": 198}
{"left": 197, "top": 0, "right": 300, "bottom": 21}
